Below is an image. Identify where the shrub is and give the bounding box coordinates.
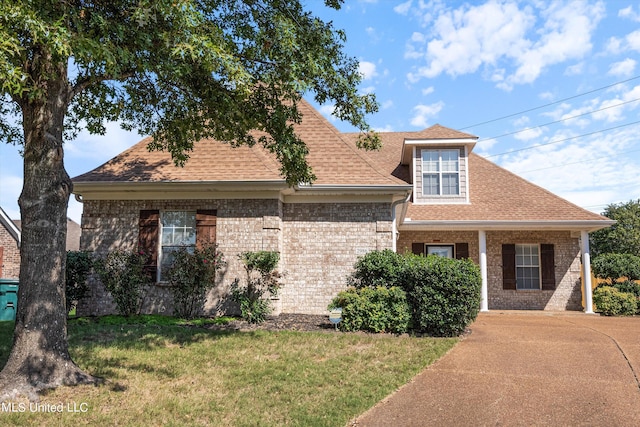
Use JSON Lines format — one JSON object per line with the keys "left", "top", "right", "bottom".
{"left": 328, "top": 286, "right": 411, "bottom": 334}
{"left": 95, "top": 250, "right": 151, "bottom": 316}
{"left": 165, "top": 243, "right": 225, "bottom": 319}
{"left": 593, "top": 286, "right": 638, "bottom": 316}
{"left": 347, "top": 249, "right": 406, "bottom": 289}
{"left": 592, "top": 253, "right": 640, "bottom": 282}
{"left": 231, "top": 251, "right": 281, "bottom": 324}
{"left": 406, "top": 255, "right": 482, "bottom": 337}
{"left": 66, "top": 250, "right": 93, "bottom": 314}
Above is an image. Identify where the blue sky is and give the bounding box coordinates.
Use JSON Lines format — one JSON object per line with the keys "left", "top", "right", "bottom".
{"left": 1, "top": 0, "right": 640, "bottom": 223}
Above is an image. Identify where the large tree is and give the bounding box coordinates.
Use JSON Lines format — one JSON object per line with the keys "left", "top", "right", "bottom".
{"left": 0, "top": 0, "right": 378, "bottom": 399}
{"left": 590, "top": 199, "right": 640, "bottom": 257}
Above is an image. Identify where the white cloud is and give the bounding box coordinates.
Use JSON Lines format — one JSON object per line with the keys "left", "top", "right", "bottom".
{"left": 626, "top": 30, "right": 640, "bottom": 51}
{"left": 405, "top": 1, "right": 605, "bottom": 90}
{"left": 421, "top": 86, "right": 435, "bottom": 96}
{"left": 318, "top": 104, "right": 337, "bottom": 121}
{"left": 410, "top": 102, "right": 444, "bottom": 127}
{"left": 380, "top": 100, "right": 394, "bottom": 110}
{"left": 393, "top": 0, "right": 412, "bottom": 15}
{"left": 564, "top": 62, "right": 584, "bottom": 76}
{"left": 513, "top": 127, "right": 544, "bottom": 141}
{"left": 358, "top": 61, "right": 378, "bottom": 80}
{"left": 608, "top": 58, "right": 637, "bottom": 77}
{"left": 619, "top": 6, "right": 640, "bottom": 22}
{"left": 65, "top": 121, "right": 142, "bottom": 164}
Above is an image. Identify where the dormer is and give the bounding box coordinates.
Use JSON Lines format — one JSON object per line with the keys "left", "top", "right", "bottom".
{"left": 400, "top": 124, "right": 478, "bottom": 204}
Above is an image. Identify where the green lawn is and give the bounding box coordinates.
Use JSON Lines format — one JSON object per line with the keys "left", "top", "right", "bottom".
{"left": 0, "top": 317, "right": 456, "bottom": 426}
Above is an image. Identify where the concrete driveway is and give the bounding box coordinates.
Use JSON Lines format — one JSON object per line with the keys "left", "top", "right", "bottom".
{"left": 354, "top": 311, "right": 640, "bottom": 426}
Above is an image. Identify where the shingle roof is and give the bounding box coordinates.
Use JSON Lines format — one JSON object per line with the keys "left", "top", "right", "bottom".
{"left": 72, "top": 100, "right": 404, "bottom": 187}
{"left": 344, "top": 127, "right": 608, "bottom": 222}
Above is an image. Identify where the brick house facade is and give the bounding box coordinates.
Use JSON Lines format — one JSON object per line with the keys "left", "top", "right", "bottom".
{"left": 73, "top": 100, "right": 613, "bottom": 316}
{"left": 0, "top": 207, "right": 21, "bottom": 279}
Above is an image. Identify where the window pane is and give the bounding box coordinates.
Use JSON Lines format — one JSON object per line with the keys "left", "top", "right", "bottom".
{"left": 427, "top": 246, "right": 454, "bottom": 258}
{"left": 441, "top": 150, "right": 459, "bottom": 172}
{"left": 442, "top": 173, "right": 459, "bottom": 195}
{"left": 423, "top": 173, "right": 439, "bottom": 195}
{"left": 422, "top": 150, "right": 439, "bottom": 172}
{"left": 516, "top": 244, "right": 540, "bottom": 290}
{"left": 160, "top": 211, "right": 196, "bottom": 280}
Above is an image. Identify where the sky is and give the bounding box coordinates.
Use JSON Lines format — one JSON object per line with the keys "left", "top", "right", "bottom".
{"left": 1, "top": 0, "right": 640, "bottom": 224}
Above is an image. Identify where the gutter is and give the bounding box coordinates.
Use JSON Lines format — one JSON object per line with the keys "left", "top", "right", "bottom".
{"left": 399, "top": 219, "right": 616, "bottom": 232}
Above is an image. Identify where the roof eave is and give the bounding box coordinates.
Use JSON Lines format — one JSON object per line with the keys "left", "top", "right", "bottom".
{"left": 294, "top": 184, "right": 413, "bottom": 196}
{"left": 399, "top": 219, "right": 616, "bottom": 232}
{"left": 401, "top": 137, "right": 478, "bottom": 165}
{"left": 0, "top": 206, "right": 21, "bottom": 246}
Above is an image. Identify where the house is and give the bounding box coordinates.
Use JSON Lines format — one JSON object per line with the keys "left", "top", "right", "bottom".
{"left": 72, "top": 100, "right": 613, "bottom": 316}
{"left": 0, "top": 206, "right": 21, "bottom": 279}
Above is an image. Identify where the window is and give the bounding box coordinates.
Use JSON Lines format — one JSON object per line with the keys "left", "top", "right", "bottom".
{"left": 422, "top": 149, "right": 460, "bottom": 196}
{"left": 516, "top": 244, "right": 540, "bottom": 290}
{"left": 160, "top": 211, "right": 196, "bottom": 278}
{"left": 138, "top": 209, "right": 217, "bottom": 282}
{"left": 426, "top": 245, "right": 454, "bottom": 258}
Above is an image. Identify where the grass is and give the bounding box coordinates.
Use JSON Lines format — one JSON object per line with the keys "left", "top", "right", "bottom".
{"left": 0, "top": 317, "right": 457, "bottom": 426}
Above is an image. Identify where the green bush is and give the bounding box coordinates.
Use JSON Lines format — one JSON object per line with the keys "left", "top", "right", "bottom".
{"left": 231, "top": 251, "right": 281, "bottom": 324}
{"left": 347, "top": 249, "right": 406, "bottom": 289}
{"left": 593, "top": 286, "right": 638, "bottom": 316}
{"left": 337, "top": 250, "right": 482, "bottom": 337}
{"left": 406, "top": 255, "right": 482, "bottom": 337}
{"left": 611, "top": 280, "right": 640, "bottom": 298}
{"left": 592, "top": 253, "right": 640, "bottom": 282}
{"left": 329, "top": 286, "right": 411, "bottom": 334}
{"left": 66, "top": 250, "right": 93, "bottom": 314}
{"left": 165, "top": 243, "right": 225, "bottom": 319}
{"left": 95, "top": 250, "right": 152, "bottom": 316}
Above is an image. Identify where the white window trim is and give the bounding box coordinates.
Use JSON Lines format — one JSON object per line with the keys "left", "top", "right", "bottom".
{"left": 157, "top": 210, "right": 197, "bottom": 282}
{"left": 421, "top": 149, "right": 461, "bottom": 197}
{"left": 515, "top": 243, "right": 541, "bottom": 290}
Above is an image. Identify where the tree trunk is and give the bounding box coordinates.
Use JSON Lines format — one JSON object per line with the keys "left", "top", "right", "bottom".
{"left": 0, "top": 51, "right": 100, "bottom": 400}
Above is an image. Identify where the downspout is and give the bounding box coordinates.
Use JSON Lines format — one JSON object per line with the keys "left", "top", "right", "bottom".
{"left": 391, "top": 192, "right": 412, "bottom": 252}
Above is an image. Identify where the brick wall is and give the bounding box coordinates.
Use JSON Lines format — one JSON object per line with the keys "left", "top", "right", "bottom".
{"left": 398, "top": 229, "right": 582, "bottom": 311}
{"left": 0, "top": 224, "right": 20, "bottom": 278}
{"left": 77, "top": 199, "right": 394, "bottom": 316}
{"left": 281, "top": 203, "right": 393, "bottom": 314}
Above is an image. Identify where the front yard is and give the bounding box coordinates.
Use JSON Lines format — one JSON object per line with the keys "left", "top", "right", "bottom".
{"left": 0, "top": 317, "right": 456, "bottom": 426}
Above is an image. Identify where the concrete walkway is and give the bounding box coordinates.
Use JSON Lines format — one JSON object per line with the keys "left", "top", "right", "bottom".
{"left": 355, "top": 312, "right": 640, "bottom": 426}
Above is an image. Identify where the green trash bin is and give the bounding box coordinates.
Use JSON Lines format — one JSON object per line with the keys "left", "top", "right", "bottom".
{"left": 0, "top": 279, "right": 18, "bottom": 321}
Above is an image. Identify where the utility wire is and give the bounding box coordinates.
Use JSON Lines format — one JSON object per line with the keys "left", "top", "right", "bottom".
{"left": 485, "top": 119, "right": 640, "bottom": 158}
{"left": 478, "top": 97, "right": 640, "bottom": 142}
{"left": 514, "top": 147, "right": 640, "bottom": 174}
{"left": 460, "top": 74, "right": 640, "bottom": 130}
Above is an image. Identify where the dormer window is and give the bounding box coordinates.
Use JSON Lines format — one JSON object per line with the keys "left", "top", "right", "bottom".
{"left": 422, "top": 149, "right": 460, "bottom": 196}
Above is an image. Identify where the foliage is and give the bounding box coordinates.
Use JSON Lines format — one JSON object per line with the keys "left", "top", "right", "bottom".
{"left": 329, "top": 286, "right": 411, "bottom": 333}
{"left": 591, "top": 253, "right": 640, "bottom": 282}
{"left": 590, "top": 199, "right": 640, "bottom": 257}
{"left": 593, "top": 286, "right": 638, "bottom": 316}
{"left": 347, "top": 249, "right": 406, "bottom": 289}
{"left": 610, "top": 280, "right": 640, "bottom": 298}
{"left": 341, "top": 251, "right": 482, "bottom": 337}
{"left": 65, "top": 251, "right": 93, "bottom": 314}
{"left": 231, "top": 251, "right": 282, "bottom": 324}
{"left": 406, "top": 255, "right": 482, "bottom": 337}
{"left": 165, "top": 243, "right": 225, "bottom": 319}
{"left": 94, "top": 250, "right": 152, "bottom": 316}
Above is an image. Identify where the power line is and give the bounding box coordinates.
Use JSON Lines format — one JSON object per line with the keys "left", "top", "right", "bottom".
{"left": 459, "top": 74, "right": 640, "bottom": 130}
{"left": 478, "top": 97, "right": 640, "bottom": 143}
{"left": 514, "top": 147, "right": 640, "bottom": 174}
{"left": 484, "top": 119, "right": 640, "bottom": 158}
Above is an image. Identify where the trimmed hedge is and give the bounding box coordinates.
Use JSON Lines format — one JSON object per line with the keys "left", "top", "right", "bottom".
{"left": 592, "top": 253, "right": 640, "bottom": 282}
{"left": 329, "top": 286, "right": 411, "bottom": 334}
{"left": 334, "top": 250, "right": 482, "bottom": 337}
{"left": 593, "top": 286, "right": 638, "bottom": 316}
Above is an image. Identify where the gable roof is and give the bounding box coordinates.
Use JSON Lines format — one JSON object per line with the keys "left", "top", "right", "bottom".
{"left": 0, "top": 206, "right": 20, "bottom": 246}
{"left": 73, "top": 100, "right": 405, "bottom": 188}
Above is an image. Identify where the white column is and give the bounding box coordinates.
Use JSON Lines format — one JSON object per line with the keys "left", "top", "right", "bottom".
{"left": 479, "top": 230, "right": 489, "bottom": 312}
{"left": 581, "top": 230, "right": 594, "bottom": 314}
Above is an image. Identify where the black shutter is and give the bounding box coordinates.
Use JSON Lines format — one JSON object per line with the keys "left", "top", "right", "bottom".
{"left": 412, "top": 243, "right": 425, "bottom": 256}
{"left": 455, "top": 243, "right": 469, "bottom": 259}
{"left": 196, "top": 210, "right": 217, "bottom": 248}
{"left": 502, "top": 244, "right": 516, "bottom": 290}
{"left": 139, "top": 210, "right": 159, "bottom": 282}
{"left": 541, "top": 244, "right": 556, "bottom": 290}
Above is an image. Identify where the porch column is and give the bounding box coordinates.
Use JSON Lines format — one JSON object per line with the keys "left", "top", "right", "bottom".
{"left": 479, "top": 230, "right": 489, "bottom": 312}
{"left": 581, "top": 230, "right": 594, "bottom": 314}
